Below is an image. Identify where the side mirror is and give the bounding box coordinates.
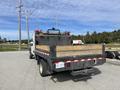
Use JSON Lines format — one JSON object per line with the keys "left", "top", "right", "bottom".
{"left": 29, "top": 42, "right": 33, "bottom": 46}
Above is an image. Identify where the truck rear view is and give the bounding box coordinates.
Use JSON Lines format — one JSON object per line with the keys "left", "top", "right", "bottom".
{"left": 30, "top": 28, "right": 106, "bottom": 76}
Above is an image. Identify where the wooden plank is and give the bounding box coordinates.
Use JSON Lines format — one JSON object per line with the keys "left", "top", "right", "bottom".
{"left": 56, "top": 44, "right": 102, "bottom": 52}
{"left": 57, "top": 50, "right": 102, "bottom": 57}
{"left": 36, "top": 45, "right": 49, "bottom": 51}
{"left": 36, "top": 44, "right": 102, "bottom": 51}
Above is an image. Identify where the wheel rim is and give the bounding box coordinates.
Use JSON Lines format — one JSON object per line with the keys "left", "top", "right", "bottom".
{"left": 39, "top": 62, "right": 43, "bottom": 74}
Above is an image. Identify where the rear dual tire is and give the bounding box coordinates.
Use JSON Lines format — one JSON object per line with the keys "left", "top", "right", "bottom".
{"left": 39, "top": 60, "right": 49, "bottom": 77}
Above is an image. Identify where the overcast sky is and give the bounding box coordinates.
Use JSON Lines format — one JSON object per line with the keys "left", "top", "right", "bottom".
{"left": 0, "top": 0, "right": 120, "bottom": 40}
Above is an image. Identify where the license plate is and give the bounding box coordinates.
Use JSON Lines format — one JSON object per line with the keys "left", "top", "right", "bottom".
{"left": 55, "top": 62, "right": 64, "bottom": 69}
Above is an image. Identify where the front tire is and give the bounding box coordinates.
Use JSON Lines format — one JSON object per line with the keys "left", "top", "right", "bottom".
{"left": 29, "top": 48, "right": 34, "bottom": 59}
{"left": 29, "top": 54, "right": 33, "bottom": 59}
{"left": 29, "top": 52, "right": 34, "bottom": 59}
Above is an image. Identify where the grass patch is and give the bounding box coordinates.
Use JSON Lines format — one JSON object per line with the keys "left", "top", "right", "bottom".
{"left": 0, "top": 44, "right": 28, "bottom": 51}
{"left": 106, "top": 44, "right": 120, "bottom": 47}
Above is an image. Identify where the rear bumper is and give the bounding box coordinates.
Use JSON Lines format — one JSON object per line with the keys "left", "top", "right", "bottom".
{"left": 53, "top": 58, "right": 106, "bottom": 72}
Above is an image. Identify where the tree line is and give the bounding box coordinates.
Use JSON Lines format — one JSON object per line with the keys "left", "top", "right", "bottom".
{"left": 1, "top": 30, "right": 120, "bottom": 44}
{"left": 0, "top": 36, "right": 7, "bottom": 43}
{"left": 71, "top": 30, "right": 120, "bottom": 44}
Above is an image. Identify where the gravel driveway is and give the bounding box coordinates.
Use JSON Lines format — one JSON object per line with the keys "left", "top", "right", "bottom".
{"left": 0, "top": 51, "right": 120, "bottom": 90}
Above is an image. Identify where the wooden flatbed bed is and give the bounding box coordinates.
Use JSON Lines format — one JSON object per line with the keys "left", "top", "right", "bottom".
{"left": 36, "top": 44, "right": 103, "bottom": 57}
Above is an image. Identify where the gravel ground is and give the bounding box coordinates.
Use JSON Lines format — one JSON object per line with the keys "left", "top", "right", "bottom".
{"left": 0, "top": 51, "right": 120, "bottom": 90}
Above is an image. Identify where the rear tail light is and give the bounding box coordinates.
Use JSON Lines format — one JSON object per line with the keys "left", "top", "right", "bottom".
{"left": 35, "top": 30, "right": 40, "bottom": 32}
{"left": 35, "top": 30, "right": 43, "bottom": 34}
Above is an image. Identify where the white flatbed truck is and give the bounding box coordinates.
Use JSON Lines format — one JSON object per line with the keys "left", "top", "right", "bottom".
{"left": 29, "top": 28, "right": 106, "bottom": 77}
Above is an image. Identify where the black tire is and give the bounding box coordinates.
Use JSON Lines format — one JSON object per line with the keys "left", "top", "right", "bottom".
{"left": 113, "top": 51, "right": 120, "bottom": 59}
{"left": 39, "top": 60, "right": 49, "bottom": 77}
{"left": 105, "top": 51, "right": 115, "bottom": 59}
{"left": 35, "top": 55, "right": 39, "bottom": 61}
{"left": 29, "top": 48, "right": 33, "bottom": 59}
{"left": 29, "top": 52, "right": 33, "bottom": 59}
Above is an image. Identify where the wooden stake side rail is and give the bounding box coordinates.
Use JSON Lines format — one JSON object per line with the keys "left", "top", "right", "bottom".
{"left": 36, "top": 44, "right": 103, "bottom": 57}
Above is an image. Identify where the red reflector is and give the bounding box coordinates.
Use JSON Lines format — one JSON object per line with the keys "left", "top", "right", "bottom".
{"left": 98, "top": 57, "right": 102, "bottom": 59}
{"left": 73, "top": 60, "right": 79, "bottom": 62}
{"left": 87, "top": 59, "right": 92, "bottom": 61}
{"left": 65, "top": 60, "right": 72, "bottom": 63}
{"left": 81, "top": 59, "right": 85, "bottom": 61}
{"left": 93, "top": 58, "right": 97, "bottom": 60}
